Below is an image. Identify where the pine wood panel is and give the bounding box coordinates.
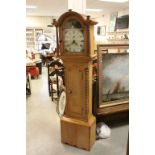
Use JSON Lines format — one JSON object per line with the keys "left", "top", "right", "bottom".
{"left": 64, "top": 61, "right": 90, "bottom": 121}
{"left": 61, "top": 115, "right": 96, "bottom": 151}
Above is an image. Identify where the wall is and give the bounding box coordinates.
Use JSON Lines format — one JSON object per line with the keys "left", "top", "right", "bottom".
{"left": 93, "top": 14, "right": 110, "bottom": 48}
{"left": 26, "top": 16, "right": 54, "bottom": 28}
{"left": 26, "top": 16, "right": 56, "bottom": 34}
{"left": 117, "top": 8, "right": 129, "bottom": 17}
{"left": 93, "top": 8, "right": 129, "bottom": 49}
{"left": 93, "top": 8, "right": 129, "bottom": 29}
{"left": 26, "top": 16, "right": 57, "bottom": 50}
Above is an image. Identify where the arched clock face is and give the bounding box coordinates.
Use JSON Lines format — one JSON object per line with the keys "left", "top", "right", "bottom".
{"left": 63, "top": 19, "right": 85, "bottom": 52}
{"left": 64, "top": 29, "right": 84, "bottom": 52}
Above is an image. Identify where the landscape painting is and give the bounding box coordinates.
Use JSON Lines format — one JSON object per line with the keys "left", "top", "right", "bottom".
{"left": 101, "top": 53, "right": 129, "bottom": 103}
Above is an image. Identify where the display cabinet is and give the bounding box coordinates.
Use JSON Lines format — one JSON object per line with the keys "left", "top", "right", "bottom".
{"left": 26, "top": 29, "right": 35, "bottom": 49}
{"left": 26, "top": 28, "right": 43, "bottom": 49}
{"left": 107, "top": 30, "right": 129, "bottom": 41}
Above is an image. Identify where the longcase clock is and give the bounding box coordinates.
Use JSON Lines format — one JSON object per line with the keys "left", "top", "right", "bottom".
{"left": 53, "top": 10, "right": 97, "bottom": 150}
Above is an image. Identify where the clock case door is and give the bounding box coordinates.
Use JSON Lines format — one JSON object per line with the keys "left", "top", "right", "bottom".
{"left": 65, "top": 62, "right": 92, "bottom": 121}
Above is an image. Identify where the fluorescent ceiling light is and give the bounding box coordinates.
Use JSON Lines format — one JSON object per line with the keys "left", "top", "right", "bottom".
{"left": 85, "top": 8, "right": 103, "bottom": 12}
{"left": 26, "top": 5, "right": 37, "bottom": 9}
{"left": 99, "top": 0, "right": 128, "bottom": 3}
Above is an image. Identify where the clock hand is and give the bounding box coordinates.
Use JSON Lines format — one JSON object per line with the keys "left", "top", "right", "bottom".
{"left": 72, "top": 40, "right": 78, "bottom": 45}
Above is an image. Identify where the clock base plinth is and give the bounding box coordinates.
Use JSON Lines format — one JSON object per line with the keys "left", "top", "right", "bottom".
{"left": 60, "top": 115, "right": 96, "bottom": 151}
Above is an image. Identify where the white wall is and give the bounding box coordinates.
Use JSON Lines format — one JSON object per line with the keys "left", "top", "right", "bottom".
{"left": 93, "top": 8, "right": 129, "bottom": 49}
{"left": 26, "top": 16, "right": 54, "bottom": 28}
{"left": 94, "top": 8, "right": 129, "bottom": 33}
{"left": 93, "top": 14, "right": 110, "bottom": 44}
{"left": 118, "top": 8, "right": 129, "bottom": 17}
{"left": 26, "top": 16, "right": 57, "bottom": 38}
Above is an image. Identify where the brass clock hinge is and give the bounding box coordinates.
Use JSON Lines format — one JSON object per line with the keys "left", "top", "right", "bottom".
{"left": 68, "top": 90, "right": 72, "bottom": 94}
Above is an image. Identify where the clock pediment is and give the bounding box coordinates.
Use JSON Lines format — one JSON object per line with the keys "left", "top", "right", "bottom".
{"left": 55, "top": 9, "right": 97, "bottom": 27}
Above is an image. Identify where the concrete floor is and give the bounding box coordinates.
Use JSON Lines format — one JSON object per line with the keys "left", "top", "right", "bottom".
{"left": 26, "top": 67, "right": 129, "bottom": 155}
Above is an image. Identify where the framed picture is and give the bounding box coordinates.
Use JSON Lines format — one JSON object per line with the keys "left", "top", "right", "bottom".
{"left": 97, "top": 26, "right": 106, "bottom": 36}
{"left": 101, "top": 53, "right": 129, "bottom": 103}
{"left": 93, "top": 44, "right": 129, "bottom": 116}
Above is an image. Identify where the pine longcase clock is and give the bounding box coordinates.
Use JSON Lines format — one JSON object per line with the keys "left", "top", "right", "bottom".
{"left": 63, "top": 19, "right": 84, "bottom": 52}
{"left": 53, "top": 10, "right": 97, "bottom": 151}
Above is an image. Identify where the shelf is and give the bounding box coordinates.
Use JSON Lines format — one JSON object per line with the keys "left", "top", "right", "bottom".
{"left": 107, "top": 30, "right": 129, "bottom": 41}
{"left": 107, "top": 39, "right": 129, "bottom": 41}
{"left": 26, "top": 28, "right": 43, "bottom": 49}
{"left": 107, "top": 31, "right": 128, "bottom": 34}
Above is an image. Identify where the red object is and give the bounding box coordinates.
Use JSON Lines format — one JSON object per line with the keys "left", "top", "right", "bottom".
{"left": 26, "top": 71, "right": 28, "bottom": 78}
{"left": 26, "top": 66, "right": 39, "bottom": 78}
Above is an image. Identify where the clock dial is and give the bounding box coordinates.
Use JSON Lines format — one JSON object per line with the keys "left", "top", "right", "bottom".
{"left": 63, "top": 19, "right": 85, "bottom": 52}
{"left": 64, "top": 28, "right": 84, "bottom": 52}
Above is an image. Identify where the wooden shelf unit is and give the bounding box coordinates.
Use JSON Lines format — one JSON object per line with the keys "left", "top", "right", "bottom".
{"left": 26, "top": 28, "right": 43, "bottom": 49}
{"left": 106, "top": 30, "right": 129, "bottom": 41}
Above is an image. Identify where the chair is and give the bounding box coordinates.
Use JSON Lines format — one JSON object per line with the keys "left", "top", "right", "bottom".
{"left": 26, "top": 66, "right": 39, "bottom": 79}
{"left": 26, "top": 70, "right": 31, "bottom": 95}
{"left": 47, "top": 59, "right": 64, "bottom": 101}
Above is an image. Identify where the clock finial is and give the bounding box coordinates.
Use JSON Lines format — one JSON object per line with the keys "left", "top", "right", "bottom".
{"left": 87, "top": 15, "right": 90, "bottom": 21}
{"left": 52, "top": 19, "right": 56, "bottom": 25}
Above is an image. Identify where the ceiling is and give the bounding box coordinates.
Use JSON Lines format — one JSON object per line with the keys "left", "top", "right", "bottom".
{"left": 26, "top": 0, "right": 129, "bottom": 18}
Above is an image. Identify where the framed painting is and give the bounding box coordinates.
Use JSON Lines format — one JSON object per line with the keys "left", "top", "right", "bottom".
{"left": 97, "top": 26, "right": 106, "bottom": 36}
{"left": 93, "top": 44, "right": 129, "bottom": 115}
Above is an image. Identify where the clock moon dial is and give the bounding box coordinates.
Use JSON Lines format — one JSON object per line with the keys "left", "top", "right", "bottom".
{"left": 64, "top": 28, "right": 84, "bottom": 52}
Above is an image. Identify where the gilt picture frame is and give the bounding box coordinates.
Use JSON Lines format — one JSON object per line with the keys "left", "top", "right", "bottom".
{"left": 96, "top": 44, "right": 129, "bottom": 115}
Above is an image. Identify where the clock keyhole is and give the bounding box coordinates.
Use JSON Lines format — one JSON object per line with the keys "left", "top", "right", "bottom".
{"left": 68, "top": 90, "right": 72, "bottom": 94}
